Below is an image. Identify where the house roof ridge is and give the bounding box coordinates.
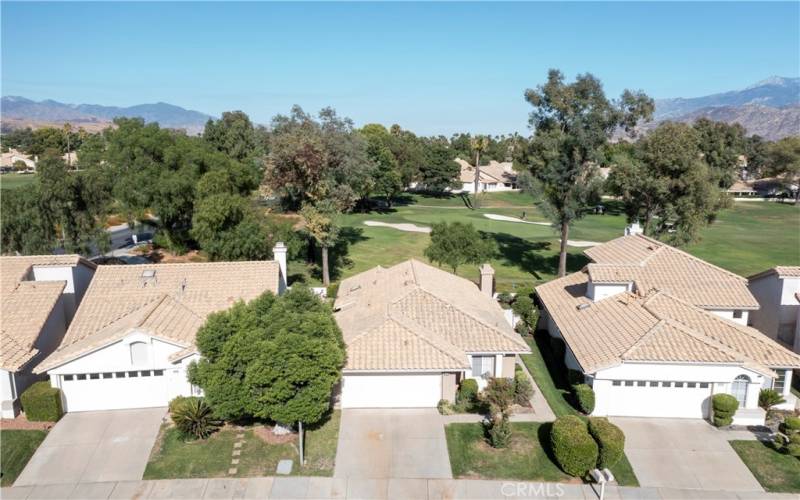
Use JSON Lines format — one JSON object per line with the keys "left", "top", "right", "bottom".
{"left": 638, "top": 234, "right": 748, "bottom": 283}
{"left": 387, "top": 311, "right": 468, "bottom": 368}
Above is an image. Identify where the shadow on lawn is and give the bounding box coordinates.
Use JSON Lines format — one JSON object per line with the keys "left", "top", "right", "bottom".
{"left": 533, "top": 331, "right": 582, "bottom": 414}
{"left": 492, "top": 233, "right": 590, "bottom": 280}
{"left": 308, "top": 226, "right": 369, "bottom": 283}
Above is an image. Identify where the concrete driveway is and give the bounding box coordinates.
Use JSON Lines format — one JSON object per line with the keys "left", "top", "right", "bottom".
{"left": 611, "top": 417, "right": 763, "bottom": 492}
{"left": 15, "top": 408, "right": 165, "bottom": 486}
{"left": 334, "top": 409, "right": 452, "bottom": 479}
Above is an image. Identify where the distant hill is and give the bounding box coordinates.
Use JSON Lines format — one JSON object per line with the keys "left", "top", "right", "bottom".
{"left": 0, "top": 96, "right": 213, "bottom": 134}
{"left": 650, "top": 77, "right": 800, "bottom": 140}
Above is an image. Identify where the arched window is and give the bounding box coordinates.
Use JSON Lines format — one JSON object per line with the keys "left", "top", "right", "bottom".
{"left": 129, "top": 341, "right": 149, "bottom": 366}
{"left": 731, "top": 375, "right": 750, "bottom": 406}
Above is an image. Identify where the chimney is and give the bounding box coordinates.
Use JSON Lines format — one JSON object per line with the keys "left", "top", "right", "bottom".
{"left": 273, "top": 242, "right": 288, "bottom": 294}
{"left": 624, "top": 221, "right": 643, "bottom": 236}
{"left": 479, "top": 263, "right": 495, "bottom": 297}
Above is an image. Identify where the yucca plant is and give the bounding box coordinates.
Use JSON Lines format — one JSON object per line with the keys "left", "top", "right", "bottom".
{"left": 171, "top": 397, "right": 220, "bottom": 439}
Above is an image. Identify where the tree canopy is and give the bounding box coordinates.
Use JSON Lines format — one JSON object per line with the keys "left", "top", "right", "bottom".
{"left": 424, "top": 221, "right": 496, "bottom": 273}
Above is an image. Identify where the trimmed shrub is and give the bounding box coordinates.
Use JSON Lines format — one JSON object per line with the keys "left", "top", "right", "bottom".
{"left": 758, "top": 389, "right": 786, "bottom": 411}
{"left": 550, "top": 415, "right": 599, "bottom": 477}
{"left": 457, "top": 379, "right": 479, "bottom": 405}
{"left": 573, "top": 384, "right": 595, "bottom": 415}
{"left": 437, "top": 399, "right": 455, "bottom": 415}
{"left": 171, "top": 397, "right": 219, "bottom": 439}
{"left": 20, "top": 382, "right": 63, "bottom": 422}
{"left": 513, "top": 366, "right": 534, "bottom": 405}
{"left": 711, "top": 394, "right": 739, "bottom": 427}
{"left": 587, "top": 417, "right": 625, "bottom": 469}
{"left": 169, "top": 396, "right": 194, "bottom": 414}
{"left": 781, "top": 416, "right": 800, "bottom": 433}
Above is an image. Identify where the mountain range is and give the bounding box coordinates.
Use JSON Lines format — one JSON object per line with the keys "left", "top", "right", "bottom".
{"left": 1, "top": 77, "right": 799, "bottom": 139}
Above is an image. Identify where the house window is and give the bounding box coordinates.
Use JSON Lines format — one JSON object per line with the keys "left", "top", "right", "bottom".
{"left": 102, "top": 373, "right": 112, "bottom": 379}
{"left": 130, "top": 341, "right": 149, "bottom": 366}
{"left": 128, "top": 371, "right": 139, "bottom": 378}
{"left": 77, "top": 374, "right": 87, "bottom": 380}
{"left": 661, "top": 382, "right": 671, "bottom": 388}
{"left": 675, "top": 382, "right": 684, "bottom": 388}
{"left": 731, "top": 375, "right": 751, "bottom": 406}
{"left": 624, "top": 381, "right": 634, "bottom": 387}
{"left": 733, "top": 310, "right": 743, "bottom": 319}
{"left": 773, "top": 371, "right": 787, "bottom": 394}
{"left": 141, "top": 371, "right": 151, "bottom": 377}
{"left": 699, "top": 383, "right": 709, "bottom": 388}
{"left": 636, "top": 381, "right": 646, "bottom": 387}
{"left": 154, "top": 370, "right": 164, "bottom": 376}
{"left": 612, "top": 380, "right": 621, "bottom": 386}
{"left": 687, "top": 382, "right": 696, "bottom": 388}
{"left": 115, "top": 372, "right": 126, "bottom": 378}
{"left": 471, "top": 356, "right": 496, "bottom": 378}
{"left": 649, "top": 381, "right": 658, "bottom": 387}
{"left": 63, "top": 375, "right": 73, "bottom": 381}
{"left": 89, "top": 373, "right": 100, "bottom": 380}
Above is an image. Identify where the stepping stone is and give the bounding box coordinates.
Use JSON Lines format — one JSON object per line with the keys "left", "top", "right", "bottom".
{"left": 231, "top": 459, "right": 240, "bottom": 465}
{"left": 232, "top": 449, "right": 241, "bottom": 456}
{"left": 236, "top": 433, "right": 244, "bottom": 439}
{"left": 234, "top": 442, "right": 242, "bottom": 449}
{"left": 276, "top": 459, "right": 293, "bottom": 475}
{"left": 228, "top": 468, "right": 237, "bottom": 475}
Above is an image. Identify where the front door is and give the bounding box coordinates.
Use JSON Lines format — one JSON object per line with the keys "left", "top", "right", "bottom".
{"left": 731, "top": 375, "right": 750, "bottom": 407}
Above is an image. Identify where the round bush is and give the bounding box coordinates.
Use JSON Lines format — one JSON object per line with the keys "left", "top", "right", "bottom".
{"left": 457, "top": 379, "right": 479, "bottom": 405}
{"left": 588, "top": 417, "right": 625, "bottom": 469}
{"left": 782, "top": 416, "right": 800, "bottom": 433}
{"left": 711, "top": 394, "right": 739, "bottom": 426}
{"left": 573, "top": 384, "right": 595, "bottom": 414}
{"left": 714, "top": 416, "right": 733, "bottom": 427}
{"left": 20, "top": 382, "right": 63, "bottom": 422}
{"left": 787, "top": 443, "right": 800, "bottom": 458}
{"left": 550, "top": 415, "right": 599, "bottom": 477}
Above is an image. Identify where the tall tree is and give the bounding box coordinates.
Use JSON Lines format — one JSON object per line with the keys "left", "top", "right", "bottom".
{"left": 766, "top": 136, "right": 800, "bottom": 203}
{"left": 424, "top": 221, "right": 496, "bottom": 273}
{"left": 521, "top": 69, "right": 653, "bottom": 276}
{"left": 300, "top": 201, "right": 340, "bottom": 286}
{"left": 361, "top": 124, "right": 402, "bottom": 205}
{"left": 470, "top": 135, "right": 489, "bottom": 194}
{"left": 417, "top": 138, "right": 459, "bottom": 192}
{"left": 692, "top": 118, "right": 746, "bottom": 189}
{"left": 203, "top": 111, "right": 263, "bottom": 162}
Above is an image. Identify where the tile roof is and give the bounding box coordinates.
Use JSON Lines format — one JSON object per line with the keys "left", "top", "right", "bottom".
{"left": 1, "top": 255, "right": 94, "bottom": 294}
{"left": 1, "top": 281, "right": 66, "bottom": 371}
{"left": 334, "top": 259, "right": 529, "bottom": 371}
{"left": 584, "top": 235, "right": 758, "bottom": 310}
{"left": 536, "top": 270, "right": 800, "bottom": 375}
{"left": 456, "top": 158, "right": 517, "bottom": 185}
{"left": 36, "top": 261, "right": 280, "bottom": 372}
{"left": 749, "top": 266, "right": 800, "bottom": 280}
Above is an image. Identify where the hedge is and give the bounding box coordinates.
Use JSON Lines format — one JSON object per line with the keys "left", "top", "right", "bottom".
{"left": 711, "top": 394, "right": 739, "bottom": 427}
{"left": 782, "top": 416, "right": 800, "bottom": 433}
{"left": 457, "top": 379, "right": 478, "bottom": 405}
{"left": 513, "top": 366, "right": 533, "bottom": 405}
{"left": 20, "top": 382, "right": 63, "bottom": 422}
{"left": 587, "top": 417, "right": 625, "bottom": 469}
{"left": 550, "top": 415, "right": 599, "bottom": 477}
{"left": 573, "top": 384, "right": 595, "bottom": 415}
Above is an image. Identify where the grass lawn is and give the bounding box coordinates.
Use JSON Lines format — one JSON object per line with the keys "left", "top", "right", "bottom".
{"left": 0, "top": 430, "right": 47, "bottom": 486}
{"left": 730, "top": 440, "right": 800, "bottom": 493}
{"left": 292, "top": 197, "right": 799, "bottom": 292}
{"left": 518, "top": 332, "right": 639, "bottom": 486}
{"left": 0, "top": 173, "right": 36, "bottom": 190}
{"left": 144, "top": 411, "right": 340, "bottom": 479}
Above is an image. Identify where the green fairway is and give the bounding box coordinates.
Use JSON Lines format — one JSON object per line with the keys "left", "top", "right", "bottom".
{"left": 0, "top": 173, "right": 36, "bottom": 190}
{"left": 294, "top": 196, "right": 800, "bottom": 292}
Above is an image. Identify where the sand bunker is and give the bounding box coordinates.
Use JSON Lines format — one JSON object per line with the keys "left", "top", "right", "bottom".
{"left": 363, "top": 221, "right": 432, "bottom": 233}
{"left": 483, "top": 214, "right": 600, "bottom": 247}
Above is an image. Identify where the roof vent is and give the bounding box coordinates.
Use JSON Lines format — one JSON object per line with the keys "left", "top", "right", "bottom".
{"left": 577, "top": 303, "right": 591, "bottom": 311}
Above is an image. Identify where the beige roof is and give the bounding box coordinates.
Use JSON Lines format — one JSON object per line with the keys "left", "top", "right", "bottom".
{"left": 334, "top": 260, "right": 529, "bottom": 371}
{"left": 584, "top": 235, "right": 758, "bottom": 310}
{"left": 37, "top": 261, "right": 280, "bottom": 372}
{"left": 536, "top": 270, "right": 800, "bottom": 375}
{"left": 749, "top": 266, "right": 800, "bottom": 280}
{"left": 1, "top": 255, "right": 95, "bottom": 294}
{"left": 1, "top": 281, "right": 66, "bottom": 371}
{"left": 456, "top": 158, "right": 517, "bottom": 185}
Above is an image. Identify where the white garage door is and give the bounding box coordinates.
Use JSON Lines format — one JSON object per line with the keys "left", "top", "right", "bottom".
{"left": 602, "top": 380, "right": 712, "bottom": 419}
{"left": 341, "top": 373, "right": 442, "bottom": 408}
{"left": 59, "top": 369, "right": 170, "bottom": 412}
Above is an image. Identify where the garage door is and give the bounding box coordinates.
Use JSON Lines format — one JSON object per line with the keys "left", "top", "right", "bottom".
{"left": 341, "top": 373, "right": 441, "bottom": 408}
{"left": 601, "top": 380, "right": 712, "bottom": 418}
{"left": 58, "top": 369, "right": 170, "bottom": 412}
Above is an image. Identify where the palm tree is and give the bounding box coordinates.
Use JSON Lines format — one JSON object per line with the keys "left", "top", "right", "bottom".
{"left": 62, "top": 123, "right": 73, "bottom": 168}
{"left": 470, "top": 135, "right": 489, "bottom": 194}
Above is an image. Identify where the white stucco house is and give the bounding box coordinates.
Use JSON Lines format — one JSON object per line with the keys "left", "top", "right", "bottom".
{"left": 333, "top": 259, "right": 530, "bottom": 408}
{"left": 455, "top": 158, "right": 518, "bottom": 194}
{"left": 35, "top": 243, "right": 288, "bottom": 412}
{"left": 536, "top": 231, "right": 800, "bottom": 426}
{"left": 1, "top": 255, "right": 96, "bottom": 418}
{"left": 748, "top": 266, "right": 800, "bottom": 354}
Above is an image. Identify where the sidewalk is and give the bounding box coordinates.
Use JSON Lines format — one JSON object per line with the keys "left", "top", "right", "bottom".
{"left": 2, "top": 477, "right": 794, "bottom": 500}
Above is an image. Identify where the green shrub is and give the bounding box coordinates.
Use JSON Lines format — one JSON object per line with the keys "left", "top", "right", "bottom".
{"left": 587, "top": 417, "right": 625, "bottom": 468}
{"left": 514, "top": 367, "right": 534, "bottom": 405}
{"left": 486, "top": 415, "right": 512, "bottom": 448}
{"left": 20, "top": 382, "right": 63, "bottom": 422}
{"left": 171, "top": 398, "right": 219, "bottom": 439}
{"left": 168, "top": 396, "right": 195, "bottom": 414}
{"left": 711, "top": 394, "right": 739, "bottom": 427}
{"left": 326, "top": 282, "right": 340, "bottom": 300}
{"left": 457, "top": 379, "right": 479, "bottom": 405}
{"left": 550, "top": 415, "right": 598, "bottom": 477}
{"left": 787, "top": 443, "right": 800, "bottom": 458}
{"left": 758, "top": 389, "right": 786, "bottom": 411}
{"left": 573, "top": 384, "right": 595, "bottom": 414}
{"left": 481, "top": 378, "right": 515, "bottom": 416}
{"left": 790, "top": 433, "right": 800, "bottom": 445}
{"left": 437, "top": 399, "right": 455, "bottom": 415}
{"left": 782, "top": 416, "right": 800, "bottom": 433}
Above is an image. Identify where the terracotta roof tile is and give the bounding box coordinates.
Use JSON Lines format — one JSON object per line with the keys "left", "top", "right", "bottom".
{"left": 1, "top": 281, "right": 66, "bottom": 371}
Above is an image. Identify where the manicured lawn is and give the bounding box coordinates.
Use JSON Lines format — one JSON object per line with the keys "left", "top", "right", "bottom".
{"left": 518, "top": 332, "right": 639, "bottom": 486}
{"left": 0, "top": 430, "right": 47, "bottom": 486}
{"left": 445, "top": 421, "right": 638, "bottom": 486}
{"left": 0, "top": 173, "right": 36, "bottom": 190}
{"left": 292, "top": 198, "right": 799, "bottom": 292}
{"left": 730, "top": 440, "right": 800, "bottom": 493}
{"left": 144, "top": 411, "right": 340, "bottom": 479}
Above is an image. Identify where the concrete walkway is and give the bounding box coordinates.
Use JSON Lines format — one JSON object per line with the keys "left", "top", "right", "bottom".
{"left": 3, "top": 477, "right": 797, "bottom": 500}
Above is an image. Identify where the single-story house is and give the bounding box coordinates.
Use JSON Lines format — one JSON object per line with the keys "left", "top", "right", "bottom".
{"left": 333, "top": 259, "right": 530, "bottom": 408}
{"left": 536, "top": 230, "right": 800, "bottom": 425}
{"left": 36, "top": 244, "right": 287, "bottom": 412}
{"left": 749, "top": 266, "right": 800, "bottom": 354}
{"left": 455, "top": 158, "right": 518, "bottom": 194}
{"left": 1, "top": 255, "right": 96, "bottom": 417}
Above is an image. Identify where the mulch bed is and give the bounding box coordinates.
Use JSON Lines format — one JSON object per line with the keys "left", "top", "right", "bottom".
{"left": 1, "top": 414, "right": 54, "bottom": 430}
{"left": 253, "top": 425, "right": 297, "bottom": 445}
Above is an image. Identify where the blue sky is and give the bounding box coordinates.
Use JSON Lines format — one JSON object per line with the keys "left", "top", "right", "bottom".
{"left": 2, "top": 2, "right": 799, "bottom": 135}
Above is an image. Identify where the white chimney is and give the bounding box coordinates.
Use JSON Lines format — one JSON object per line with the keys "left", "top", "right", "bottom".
{"left": 273, "top": 242, "right": 288, "bottom": 294}
{"left": 624, "top": 221, "right": 643, "bottom": 236}
{"left": 479, "top": 263, "right": 495, "bottom": 297}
